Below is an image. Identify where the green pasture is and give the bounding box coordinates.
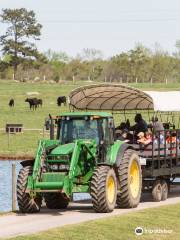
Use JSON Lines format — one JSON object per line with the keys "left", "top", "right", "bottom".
{"left": 0, "top": 80, "right": 180, "bottom": 157}
{"left": 130, "top": 82, "right": 180, "bottom": 90}
{"left": 5, "top": 203, "right": 180, "bottom": 240}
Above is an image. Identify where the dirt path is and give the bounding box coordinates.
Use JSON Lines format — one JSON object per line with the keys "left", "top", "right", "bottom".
{"left": 1, "top": 189, "right": 180, "bottom": 239}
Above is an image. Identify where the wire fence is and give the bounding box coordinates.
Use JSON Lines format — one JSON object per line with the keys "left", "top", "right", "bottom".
{"left": 0, "top": 127, "right": 50, "bottom": 157}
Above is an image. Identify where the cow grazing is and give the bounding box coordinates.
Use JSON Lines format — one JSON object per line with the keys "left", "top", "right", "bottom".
{"left": 57, "top": 96, "right": 66, "bottom": 106}
{"left": 9, "top": 99, "right": 14, "bottom": 107}
{"left": 37, "top": 99, "right": 43, "bottom": 107}
{"left": 25, "top": 98, "right": 38, "bottom": 110}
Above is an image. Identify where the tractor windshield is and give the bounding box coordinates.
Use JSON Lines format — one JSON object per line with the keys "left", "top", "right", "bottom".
{"left": 59, "top": 117, "right": 101, "bottom": 144}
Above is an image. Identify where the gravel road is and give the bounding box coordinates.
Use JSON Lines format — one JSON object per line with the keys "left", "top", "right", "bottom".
{"left": 1, "top": 187, "right": 180, "bottom": 239}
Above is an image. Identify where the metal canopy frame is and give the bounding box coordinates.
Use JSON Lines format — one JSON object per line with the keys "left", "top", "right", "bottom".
{"left": 69, "top": 84, "right": 154, "bottom": 112}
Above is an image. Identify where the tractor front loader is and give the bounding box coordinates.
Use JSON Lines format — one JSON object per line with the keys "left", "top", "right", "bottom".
{"left": 17, "top": 112, "right": 142, "bottom": 213}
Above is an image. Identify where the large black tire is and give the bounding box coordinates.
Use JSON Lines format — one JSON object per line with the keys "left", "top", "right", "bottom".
{"left": 44, "top": 193, "right": 69, "bottom": 209}
{"left": 17, "top": 166, "right": 42, "bottom": 213}
{"left": 161, "top": 180, "right": 168, "bottom": 201}
{"left": 116, "top": 149, "right": 142, "bottom": 208}
{"left": 90, "top": 166, "right": 117, "bottom": 213}
{"left": 152, "top": 180, "right": 162, "bottom": 202}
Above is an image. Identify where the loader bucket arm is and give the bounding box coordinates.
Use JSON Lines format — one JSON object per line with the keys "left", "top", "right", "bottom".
{"left": 32, "top": 140, "right": 46, "bottom": 182}
{"left": 63, "top": 139, "right": 96, "bottom": 195}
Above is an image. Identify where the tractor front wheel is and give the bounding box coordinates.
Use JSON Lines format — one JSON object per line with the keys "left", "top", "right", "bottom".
{"left": 90, "top": 166, "right": 117, "bottom": 213}
{"left": 44, "top": 193, "right": 69, "bottom": 209}
{"left": 17, "top": 166, "right": 42, "bottom": 213}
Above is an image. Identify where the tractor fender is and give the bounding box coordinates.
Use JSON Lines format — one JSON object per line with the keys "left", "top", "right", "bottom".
{"left": 115, "top": 143, "right": 133, "bottom": 168}
{"left": 20, "top": 159, "right": 35, "bottom": 167}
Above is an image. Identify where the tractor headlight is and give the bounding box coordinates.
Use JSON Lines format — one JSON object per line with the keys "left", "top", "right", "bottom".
{"left": 59, "top": 164, "right": 69, "bottom": 170}
{"left": 50, "top": 164, "right": 59, "bottom": 170}
{"left": 49, "top": 163, "right": 69, "bottom": 171}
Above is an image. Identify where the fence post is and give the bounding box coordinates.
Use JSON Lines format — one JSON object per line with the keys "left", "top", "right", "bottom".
{"left": 8, "top": 127, "right": 10, "bottom": 149}
{"left": 12, "top": 163, "right": 16, "bottom": 212}
{"left": 43, "top": 126, "right": 45, "bottom": 138}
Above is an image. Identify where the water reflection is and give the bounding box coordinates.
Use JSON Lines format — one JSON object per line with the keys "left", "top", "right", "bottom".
{"left": 0, "top": 161, "right": 21, "bottom": 212}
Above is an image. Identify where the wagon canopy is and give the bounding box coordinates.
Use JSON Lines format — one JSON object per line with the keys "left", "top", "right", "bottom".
{"left": 69, "top": 84, "right": 154, "bottom": 111}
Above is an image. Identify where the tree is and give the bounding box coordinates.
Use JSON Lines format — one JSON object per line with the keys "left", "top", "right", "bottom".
{"left": 0, "top": 8, "right": 42, "bottom": 79}
{"left": 45, "top": 49, "right": 70, "bottom": 63}
{"left": 44, "top": 49, "right": 70, "bottom": 81}
{"left": 79, "top": 48, "right": 103, "bottom": 61}
{"left": 128, "top": 44, "right": 151, "bottom": 82}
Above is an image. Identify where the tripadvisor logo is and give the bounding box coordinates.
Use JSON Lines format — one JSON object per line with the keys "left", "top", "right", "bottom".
{"left": 135, "top": 227, "right": 173, "bottom": 235}
{"left": 135, "top": 227, "right": 144, "bottom": 236}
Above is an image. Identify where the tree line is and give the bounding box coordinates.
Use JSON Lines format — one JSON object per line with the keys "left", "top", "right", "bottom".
{"left": 0, "top": 8, "right": 180, "bottom": 83}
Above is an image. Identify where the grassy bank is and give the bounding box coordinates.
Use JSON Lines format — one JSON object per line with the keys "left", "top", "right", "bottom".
{"left": 5, "top": 203, "right": 180, "bottom": 240}
{"left": 0, "top": 80, "right": 180, "bottom": 157}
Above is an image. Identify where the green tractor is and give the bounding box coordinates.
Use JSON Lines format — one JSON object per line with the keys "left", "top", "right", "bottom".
{"left": 17, "top": 112, "right": 142, "bottom": 213}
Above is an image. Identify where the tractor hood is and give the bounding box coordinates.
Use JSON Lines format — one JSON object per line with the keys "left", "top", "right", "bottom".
{"left": 50, "top": 143, "right": 75, "bottom": 155}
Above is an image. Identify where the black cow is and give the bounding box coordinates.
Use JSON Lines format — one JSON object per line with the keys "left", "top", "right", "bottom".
{"left": 9, "top": 99, "right": 14, "bottom": 107}
{"left": 57, "top": 96, "right": 66, "bottom": 106}
{"left": 37, "top": 99, "right": 43, "bottom": 107}
{"left": 25, "top": 98, "right": 38, "bottom": 110}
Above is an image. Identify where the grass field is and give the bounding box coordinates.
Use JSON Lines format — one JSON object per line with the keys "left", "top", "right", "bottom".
{"left": 0, "top": 80, "right": 87, "bottom": 157}
{"left": 5, "top": 203, "right": 180, "bottom": 240}
{"left": 0, "top": 80, "right": 180, "bottom": 157}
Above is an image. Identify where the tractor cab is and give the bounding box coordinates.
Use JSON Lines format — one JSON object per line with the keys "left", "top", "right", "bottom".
{"left": 48, "top": 112, "right": 115, "bottom": 146}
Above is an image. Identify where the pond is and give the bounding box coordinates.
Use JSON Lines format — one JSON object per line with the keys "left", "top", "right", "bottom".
{"left": 0, "top": 160, "right": 90, "bottom": 213}
{"left": 0, "top": 160, "right": 21, "bottom": 212}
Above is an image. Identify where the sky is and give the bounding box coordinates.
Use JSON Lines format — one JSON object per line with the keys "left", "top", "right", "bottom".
{"left": 0, "top": 0, "right": 180, "bottom": 58}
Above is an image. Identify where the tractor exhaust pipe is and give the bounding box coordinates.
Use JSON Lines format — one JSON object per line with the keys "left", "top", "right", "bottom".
{"left": 49, "top": 114, "right": 54, "bottom": 140}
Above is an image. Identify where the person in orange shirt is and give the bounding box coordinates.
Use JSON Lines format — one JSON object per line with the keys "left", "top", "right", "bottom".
{"left": 166, "top": 131, "right": 176, "bottom": 144}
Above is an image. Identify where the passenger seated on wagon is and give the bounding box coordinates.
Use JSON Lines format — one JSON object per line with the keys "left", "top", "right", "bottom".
{"left": 137, "top": 131, "right": 152, "bottom": 145}
{"left": 115, "top": 119, "right": 130, "bottom": 131}
{"left": 115, "top": 129, "right": 122, "bottom": 139}
{"left": 129, "top": 113, "right": 148, "bottom": 142}
{"left": 116, "top": 130, "right": 130, "bottom": 143}
{"left": 115, "top": 122, "right": 128, "bottom": 139}
{"left": 165, "top": 131, "right": 177, "bottom": 157}
{"left": 166, "top": 131, "right": 176, "bottom": 144}
{"left": 115, "top": 119, "right": 132, "bottom": 141}
{"left": 154, "top": 131, "right": 164, "bottom": 145}
{"left": 149, "top": 117, "right": 164, "bottom": 132}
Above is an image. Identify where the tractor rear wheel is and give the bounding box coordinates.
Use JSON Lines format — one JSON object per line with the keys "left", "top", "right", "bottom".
{"left": 90, "top": 166, "right": 117, "bottom": 213}
{"left": 44, "top": 193, "right": 69, "bottom": 209}
{"left": 116, "top": 149, "right": 142, "bottom": 208}
{"left": 17, "top": 166, "right": 42, "bottom": 213}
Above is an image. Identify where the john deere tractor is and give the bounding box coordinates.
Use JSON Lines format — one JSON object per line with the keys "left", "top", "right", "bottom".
{"left": 17, "top": 112, "right": 142, "bottom": 213}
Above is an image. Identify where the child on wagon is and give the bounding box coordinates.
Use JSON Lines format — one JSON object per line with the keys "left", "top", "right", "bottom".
{"left": 137, "top": 131, "right": 152, "bottom": 145}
